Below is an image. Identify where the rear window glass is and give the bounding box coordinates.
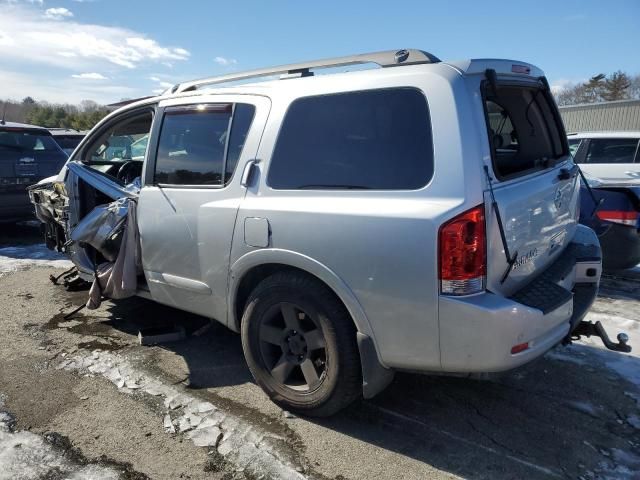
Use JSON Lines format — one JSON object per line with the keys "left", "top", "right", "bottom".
{"left": 267, "top": 88, "right": 433, "bottom": 190}
{"left": 0, "top": 130, "right": 61, "bottom": 152}
{"left": 484, "top": 85, "right": 567, "bottom": 179}
{"left": 53, "top": 135, "right": 84, "bottom": 150}
{"left": 582, "top": 138, "right": 639, "bottom": 164}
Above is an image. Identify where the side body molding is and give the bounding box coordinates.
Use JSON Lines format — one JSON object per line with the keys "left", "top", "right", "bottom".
{"left": 227, "top": 248, "right": 394, "bottom": 399}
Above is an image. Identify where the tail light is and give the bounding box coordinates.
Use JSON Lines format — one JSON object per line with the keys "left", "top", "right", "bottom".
{"left": 439, "top": 205, "right": 486, "bottom": 295}
{"left": 596, "top": 210, "right": 640, "bottom": 227}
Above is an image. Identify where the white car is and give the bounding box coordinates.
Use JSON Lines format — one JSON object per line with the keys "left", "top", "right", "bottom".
{"left": 568, "top": 131, "right": 640, "bottom": 184}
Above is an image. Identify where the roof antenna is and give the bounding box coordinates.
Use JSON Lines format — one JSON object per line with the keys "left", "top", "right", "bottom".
{"left": 0, "top": 102, "right": 6, "bottom": 125}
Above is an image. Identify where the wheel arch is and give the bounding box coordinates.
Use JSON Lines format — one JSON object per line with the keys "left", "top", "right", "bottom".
{"left": 227, "top": 248, "right": 394, "bottom": 399}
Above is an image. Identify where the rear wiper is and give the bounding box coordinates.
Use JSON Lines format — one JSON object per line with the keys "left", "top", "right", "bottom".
{"left": 298, "top": 184, "right": 371, "bottom": 190}
{"left": 484, "top": 166, "right": 518, "bottom": 284}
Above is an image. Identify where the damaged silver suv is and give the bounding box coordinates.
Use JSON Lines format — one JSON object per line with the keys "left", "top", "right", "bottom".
{"left": 30, "top": 49, "right": 627, "bottom": 416}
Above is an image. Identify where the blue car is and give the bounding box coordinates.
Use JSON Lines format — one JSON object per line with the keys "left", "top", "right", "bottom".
{"left": 579, "top": 185, "right": 640, "bottom": 270}
{"left": 0, "top": 121, "right": 68, "bottom": 222}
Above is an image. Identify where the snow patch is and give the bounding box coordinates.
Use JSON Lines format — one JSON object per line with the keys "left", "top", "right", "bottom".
{"left": 59, "top": 350, "right": 307, "bottom": 480}
{"left": 0, "top": 244, "right": 72, "bottom": 276}
{"left": 547, "top": 300, "right": 640, "bottom": 390}
{"left": 0, "top": 396, "right": 120, "bottom": 480}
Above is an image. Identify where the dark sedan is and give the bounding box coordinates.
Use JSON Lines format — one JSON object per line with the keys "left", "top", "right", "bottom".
{"left": 0, "top": 121, "right": 68, "bottom": 222}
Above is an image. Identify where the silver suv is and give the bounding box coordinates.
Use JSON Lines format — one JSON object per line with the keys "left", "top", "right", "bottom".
{"left": 30, "top": 49, "right": 609, "bottom": 416}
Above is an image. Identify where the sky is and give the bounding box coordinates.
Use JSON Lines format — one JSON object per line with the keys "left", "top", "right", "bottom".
{"left": 0, "top": 0, "right": 638, "bottom": 105}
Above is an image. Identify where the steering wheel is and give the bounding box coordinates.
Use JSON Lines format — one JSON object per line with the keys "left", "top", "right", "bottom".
{"left": 116, "top": 160, "right": 141, "bottom": 184}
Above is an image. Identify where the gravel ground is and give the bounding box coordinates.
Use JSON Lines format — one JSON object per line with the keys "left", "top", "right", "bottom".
{"left": 0, "top": 222, "right": 638, "bottom": 479}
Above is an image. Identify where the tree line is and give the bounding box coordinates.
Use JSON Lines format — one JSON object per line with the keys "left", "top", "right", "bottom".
{"left": 554, "top": 71, "right": 640, "bottom": 106}
{"left": 1, "top": 97, "right": 111, "bottom": 131}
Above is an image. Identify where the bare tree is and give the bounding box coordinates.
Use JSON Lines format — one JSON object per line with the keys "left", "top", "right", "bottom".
{"left": 554, "top": 71, "right": 638, "bottom": 105}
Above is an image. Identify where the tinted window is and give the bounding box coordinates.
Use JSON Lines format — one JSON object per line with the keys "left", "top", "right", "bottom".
{"left": 154, "top": 103, "right": 255, "bottom": 186}
{"left": 583, "top": 138, "right": 639, "bottom": 164}
{"left": 268, "top": 88, "right": 433, "bottom": 190}
{"left": 52, "top": 135, "right": 84, "bottom": 155}
{"left": 484, "top": 85, "right": 566, "bottom": 179}
{"left": 0, "top": 130, "right": 61, "bottom": 152}
{"left": 226, "top": 104, "right": 256, "bottom": 181}
{"left": 568, "top": 139, "right": 581, "bottom": 157}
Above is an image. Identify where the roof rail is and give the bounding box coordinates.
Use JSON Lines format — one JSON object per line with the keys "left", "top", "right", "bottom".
{"left": 171, "top": 49, "right": 440, "bottom": 94}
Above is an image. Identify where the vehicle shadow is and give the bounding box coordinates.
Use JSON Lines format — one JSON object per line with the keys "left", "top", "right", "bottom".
{"left": 312, "top": 344, "right": 640, "bottom": 479}
{"left": 101, "top": 297, "right": 640, "bottom": 480}
{"left": 103, "top": 298, "right": 253, "bottom": 389}
{"left": 0, "top": 221, "right": 43, "bottom": 247}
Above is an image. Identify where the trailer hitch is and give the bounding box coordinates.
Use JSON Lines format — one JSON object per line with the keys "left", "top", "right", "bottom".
{"left": 570, "top": 320, "right": 631, "bottom": 353}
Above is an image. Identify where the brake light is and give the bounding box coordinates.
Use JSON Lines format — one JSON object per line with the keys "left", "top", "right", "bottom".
{"left": 439, "top": 205, "right": 486, "bottom": 295}
{"left": 596, "top": 210, "right": 639, "bottom": 227}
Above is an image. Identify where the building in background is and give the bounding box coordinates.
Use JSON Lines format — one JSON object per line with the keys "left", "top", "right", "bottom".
{"left": 559, "top": 99, "right": 640, "bottom": 132}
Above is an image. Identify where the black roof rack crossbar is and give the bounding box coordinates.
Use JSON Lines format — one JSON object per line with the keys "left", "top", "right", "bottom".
{"left": 172, "top": 49, "right": 440, "bottom": 94}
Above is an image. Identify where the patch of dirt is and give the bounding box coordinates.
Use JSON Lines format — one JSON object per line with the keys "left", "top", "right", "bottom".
{"left": 44, "top": 432, "right": 151, "bottom": 480}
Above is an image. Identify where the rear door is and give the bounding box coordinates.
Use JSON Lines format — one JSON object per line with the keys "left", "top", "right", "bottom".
{"left": 467, "top": 69, "right": 579, "bottom": 296}
{"left": 137, "top": 95, "right": 269, "bottom": 321}
{"left": 574, "top": 137, "right": 640, "bottom": 184}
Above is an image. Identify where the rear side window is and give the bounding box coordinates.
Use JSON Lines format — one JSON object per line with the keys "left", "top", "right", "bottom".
{"left": 582, "top": 138, "right": 639, "bottom": 164}
{"left": 268, "top": 88, "right": 433, "bottom": 190}
{"left": 154, "top": 103, "right": 255, "bottom": 186}
{"left": 0, "top": 130, "right": 61, "bottom": 152}
{"left": 484, "top": 85, "right": 567, "bottom": 179}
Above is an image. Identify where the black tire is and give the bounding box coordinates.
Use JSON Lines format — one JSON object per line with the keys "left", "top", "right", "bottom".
{"left": 240, "top": 271, "right": 362, "bottom": 417}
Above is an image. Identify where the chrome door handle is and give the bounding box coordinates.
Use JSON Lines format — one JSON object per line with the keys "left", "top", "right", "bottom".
{"left": 241, "top": 159, "right": 260, "bottom": 187}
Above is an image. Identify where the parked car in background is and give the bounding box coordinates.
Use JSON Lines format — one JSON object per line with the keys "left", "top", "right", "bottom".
{"left": 570, "top": 132, "right": 640, "bottom": 270}
{"left": 49, "top": 128, "right": 87, "bottom": 156}
{"left": 0, "top": 121, "right": 68, "bottom": 222}
{"left": 30, "top": 49, "right": 614, "bottom": 416}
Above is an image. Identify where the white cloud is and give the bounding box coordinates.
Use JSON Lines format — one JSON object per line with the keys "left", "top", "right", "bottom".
{"left": 0, "top": 68, "right": 136, "bottom": 104}
{"left": 214, "top": 56, "right": 237, "bottom": 67}
{"left": 71, "top": 72, "right": 108, "bottom": 80}
{"left": 0, "top": 4, "right": 190, "bottom": 70}
{"left": 149, "top": 76, "right": 161, "bottom": 82}
{"left": 158, "top": 81, "right": 173, "bottom": 89}
{"left": 550, "top": 78, "right": 586, "bottom": 95}
{"left": 44, "top": 7, "right": 74, "bottom": 20}
{"left": 0, "top": 31, "right": 14, "bottom": 46}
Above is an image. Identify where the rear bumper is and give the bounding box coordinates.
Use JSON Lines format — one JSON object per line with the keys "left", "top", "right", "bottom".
{"left": 438, "top": 225, "right": 601, "bottom": 373}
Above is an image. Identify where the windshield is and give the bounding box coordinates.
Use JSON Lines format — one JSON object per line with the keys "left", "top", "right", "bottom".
{"left": 0, "top": 129, "right": 61, "bottom": 153}
{"left": 483, "top": 84, "right": 567, "bottom": 180}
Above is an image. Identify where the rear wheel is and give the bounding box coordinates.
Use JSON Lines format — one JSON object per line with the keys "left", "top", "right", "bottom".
{"left": 240, "top": 272, "right": 361, "bottom": 417}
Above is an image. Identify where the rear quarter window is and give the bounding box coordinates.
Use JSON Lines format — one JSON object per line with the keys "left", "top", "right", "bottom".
{"left": 267, "top": 88, "right": 434, "bottom": 190}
